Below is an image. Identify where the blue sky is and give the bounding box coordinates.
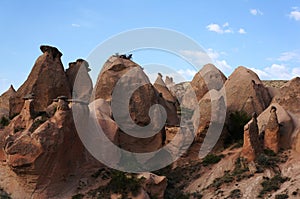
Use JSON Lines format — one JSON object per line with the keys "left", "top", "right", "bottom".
{"left": 1, "top": 0, "right": 300, "bottom": 94}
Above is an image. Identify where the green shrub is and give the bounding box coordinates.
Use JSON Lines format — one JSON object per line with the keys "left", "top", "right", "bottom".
{"left": 212, "top": 171, "right": 234, "bottom": 189}
{"left": 264, "top": 149, "right": 276, "bottom": 157}
{"left": 71, "top": 194, "right": 84, "bottom": 199}
{"left": 227, "top": 189, "right": 242, "bottom": 198}
{"left": 0, "top": 116, "right": 9, "bottom": 127}
{"left": 258, "top": 175, "right": 289, "bottom": 197}
{"left": 0, "top": 188, "right": 11, "bottom": 199}
{"left": 191, "top": 191, "right": 203, "bottom": 199}
{"left": 202, "top": 154, "right": 224, "bottom": 166}
{"left": 275, "top": 194, "right": 289, "bottom": 199}
{"left": 225, "top": 111, "right": 251, "bottom": 146}
{"left": 107, "top": 171, "right": 144, "bottom": 196}
{"left": 256, "top": 152, "right": 280, "bottom": 170}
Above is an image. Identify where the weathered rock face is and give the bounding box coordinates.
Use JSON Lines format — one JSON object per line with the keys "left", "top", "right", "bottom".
{"left": 241, "top": 113, "right": 262, "bottom": 162}
{"left": 225, "top": 66, "right": 271, "bottom": 116}
{"left": 92, "top": 55, "right": 141, "bottom": 101}
{"left": 66, "top": 59, "right": 93, "bottom": 102}
{"left": 138, "top": 172, "right": 167, "bottom": 199}
{"left": 190, "top": 64, "right": 227, "bottom": 101}
{"left": 164, "top": 76, "right": 175, "bottom": 90}
{"left": 273, "top": 77, "right": 300, "bottom": 113}
{"left": 0, "top": 95, "right": 102, "bottom": 198}
{"left": 9, "top": 45, "right": 71, "bottom": 117}
{"left": 0, "top": 85, "right": 16, "bottom": 119}
{"left": 92, "top": 56, "right": 165, "bottom": 153}
{"left": 153, "top": 73, "right": 179, "bottom": 126}
{"left": 257, "top": 103, "right": 294, "bottom": 150}
{"left": 264, "top": 106, "right": 280, "bottom": 153}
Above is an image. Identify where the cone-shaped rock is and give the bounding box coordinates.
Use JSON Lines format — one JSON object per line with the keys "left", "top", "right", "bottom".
{"left": 241, "top": 113, "right": 262, "bottom": 162}
{"left": 66, "top": 59, "right": 93, "bottom": 102}
{"left": 9, "top": 45, "right": 71, "bottom": 117}
{"left": 92, "top": 55, "right": 165, "bottom": 153}
{"left": 0, "top": 85, "right": 16, "bottom": 118}
{"left": 225, "top": 66, "right": 271, "bottom": 116}
{"left": 191, "top": 64, "right": 227, "bottom": 101}
{"left": 154, "top": 73, "right": 179, "bottom": 126}
{"left": 264, "top": 106, "right": 280, "bottom": 153}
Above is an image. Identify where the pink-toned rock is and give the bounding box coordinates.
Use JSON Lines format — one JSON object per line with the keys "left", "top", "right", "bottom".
{"left": 154, "top": 73, "right": 179, "bottom": 126}
{"left": 273, "top": 77, "right": 300, "bottom": 113}
{"left": 138, "top": 172, "right": 167, "bottom": 199}
{"left": 9, "top": 45, "right": 71, "bottom": 117}
{"left": 225, "top": 66, "right": 271, "bottom": 116}
{"left": 0, "top": 85, "right": 16, "bottom": 119}
{"left": 191, "top": 64, "right": 227, "bottom": 101}
{"left": 264, "top": 106, "right": 280, "bottom": 153}
{"left": 92, "top": 56, "right": 165, "bottom": 153}
{"left": 66, "top": 59, "right": 93, "bottom": 102}
{"left": 241, "top": 113, "right": 262, "bottom": 162}
{"left": 257, "top": 103, "right": 293, "bottom": 150}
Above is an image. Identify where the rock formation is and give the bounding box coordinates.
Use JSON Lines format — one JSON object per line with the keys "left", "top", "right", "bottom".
{"left": 190, "top": 64, "right": 227, "bottom": 101}
{"left": 257, "top": 103, "right": 293, "bottom": 150}
{"left": 153, "top": 73, "right": 179, "bottom": 126}
{"left": 264, "top": 106, "right": 280, "bottom": 153}
{"left": 66, "top": 59, "right": 93, "bottom": 102}
{"left": 92, "top": 55, "right": 165, "bottom": 153}
{"left": 138, "top": 172, "right": 167, "bottom": 199}
{"left": 225, "top": 66, "right": 271, "bottom": 116}
{"left": 165, "top": 76, "right": 175, "bottom": 90}
{"left": 273, "top": 77, "right": 300, "bottom": 113}
{"left": 241, "top": 113, "right": 262, "bottom": 162}
{"left": 9, "top": 45, "right": 71, "bottom": 117}
{"left": 1, "top": 96, "right": 101, "bottom": 198}
{"left": 0, "top": 85, "right": 16, "bottom": 119}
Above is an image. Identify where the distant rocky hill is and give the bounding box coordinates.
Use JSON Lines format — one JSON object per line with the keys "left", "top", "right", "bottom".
{"left": 262, "top": 80, "right": 288, "bottom": 88}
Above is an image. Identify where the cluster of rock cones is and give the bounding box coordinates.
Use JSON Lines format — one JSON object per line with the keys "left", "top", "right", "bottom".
{"left": 0, "top": 45, "right": 300, "bottom": 198}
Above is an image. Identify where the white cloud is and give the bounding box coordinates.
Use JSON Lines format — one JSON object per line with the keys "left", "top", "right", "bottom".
{"left": 71, "top": 23, "right": 81, "bottom": 27}
{"left": 180, "top": 50, "right": 212, "bottom": 67}
{"left": 206, "top": 23, "right": 224, "bottom": 34}
{"left": 277, "top": 51, "right": 299, "bottom": 61}
{"left": 292, "top": 67, "right": 300, "bottom": 76}
{"left": 178, "top": 69, "right": 197, "bottom": 79}
{"left": 206, "top": 23, "right": 245, "bottom": 34}
{"left": 289, "top": 8, "right": 300, "bottom": 21}
{"left": 224, "top": 29, "right": 234, "bottom": 33}
{"left": 215, "top": 60, "right": 232, "bottom": 72}
{"left": 238, "top": 28, "right": 247, "bottom": 34}
{"left": 251, "top": 64, "right": 300, "bottom": 80}
{"left": 223, "top": 22, "right": 229, "bottom": 27}
{"left": 180, "top": 49, "right": 232, "bottom": 74}
{"left": 249, "top": 68, "right": 270, "bottom": 79}
{"left": 250, "top": 9, "right": 263, "bottom": 16}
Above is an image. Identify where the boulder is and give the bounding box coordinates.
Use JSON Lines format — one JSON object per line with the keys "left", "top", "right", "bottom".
{"left": 241, "top": 113, "right": 263, "bottom": 162}
{"left": 9, "top": 45, "right": 71, "bottom": 117}
{"left": 225, "top": 66, "right": 271, "bottom": 116}
{"left": 66, "top": 59, "right": 93, "bottom": 102}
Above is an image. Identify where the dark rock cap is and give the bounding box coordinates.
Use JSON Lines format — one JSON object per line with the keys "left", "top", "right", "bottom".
{"left": 40, "top": 45, "right": 63, "bottom": 58}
